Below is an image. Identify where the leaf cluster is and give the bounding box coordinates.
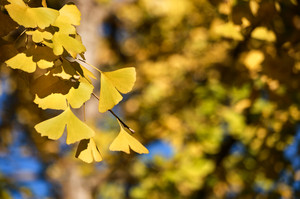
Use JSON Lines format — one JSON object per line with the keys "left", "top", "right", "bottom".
{"left": 0, "top": 0, "right": 148, "bottom": 163}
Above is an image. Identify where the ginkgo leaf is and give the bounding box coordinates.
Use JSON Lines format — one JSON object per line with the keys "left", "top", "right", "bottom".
{"left": 67, "top": 77, "right": 94, "bottom": 108}
{"left": 47, "top": 32, "right": 86, "bottom": 57}
{"left": 34, "top": 94, "right": 68, "bottom": 110}
{"left": 52, "top": 4, "right": 81, "bottom": 34}
{"left": 5, "top": 53, "right": 36, "bottom": 72}
{"left": 5, "top": 0, "right": 59, "bottom": 29}
{"left": 26, "top": 29, "right": 52, "bottom": 43}
{"left": 5, "top": 46, "right": 58, "bottom": 73}
{"left": 34, "top": 107, "right": 95, "bottom": 144}
{"left": 109, "top": 121, "right": 149, "bottom": 154}
{"left": 75, "top": 138, "right": 102, "bottom": 163}
{"left": 31, "top": 71, "right": 79, "bottom": 98}
{"left": 99, "top": 67, "right": 136, "bottom": 112}
{"left": 33, "top": 77, "right": 93, "bottom": 110}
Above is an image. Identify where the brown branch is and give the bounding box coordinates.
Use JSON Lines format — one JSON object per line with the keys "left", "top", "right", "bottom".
{"left": 92, "top": 93, "right": 135, "bottom": 134}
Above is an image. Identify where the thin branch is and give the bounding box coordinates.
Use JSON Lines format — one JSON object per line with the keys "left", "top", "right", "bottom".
{"left": 92, "top": 93, "right": 135, "bottom": 134}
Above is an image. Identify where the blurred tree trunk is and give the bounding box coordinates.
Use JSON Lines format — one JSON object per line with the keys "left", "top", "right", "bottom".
{"left": 51, "top": 1, "right": 105, "bottom": 199}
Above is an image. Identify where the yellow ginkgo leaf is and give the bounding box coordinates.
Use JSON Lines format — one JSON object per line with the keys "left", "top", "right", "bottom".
{"left": 47, "top": 32, "right": 86, "bottom": 57}
{"left": 5, "top": 0, "right": 59, "bottom": 29}
{"left": 67, "top": 77, "right": 94, "bottom": 108}
{"left": 5, "top": 46, "right": 58, "bottom": 73}
{"left": 34, "top": 107, "right": 95, "bottom": 144}
{"left": 75, "top": 138, "right": 102, "bottom": 163}
{"left": 34, "top": 94, "right": 68, "bottom": 110}
{"left": 99, "top": 67, "right": 136, "bottom": 112}
{"left": 34, "top": 77, "right": 93, "bottom": 110}
{"left": 5, "top": 53, "right": 36, "bottom": 72}
{"left": 52, "top": 4, "right": 81, "bottom": 34}
{"left": 26, "top": 29, "right": 53, "bottom": 43}
{"left": 109, "top": 121, "right": 149, "bottom": 154}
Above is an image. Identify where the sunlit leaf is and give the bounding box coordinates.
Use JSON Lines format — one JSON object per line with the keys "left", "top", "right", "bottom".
{"left": 67, "top": 77, "right": 94, "bottom": 108}
{"left": 34, "top": 94, "right": 67, "bottom": 110}
{"left": 5, "top": 45, "right": 58, "bottom": 72}
{"left": 5, "top": 52, "right": 36, "bottom": 72}
{"left": 52, "top": 4, "right": 81, "bottom": 34}
{"left": 5, "top": 0, "right": 59, "bottom": 29}
{"left": 26, "top": 29, "right": 52, "bottom": 43}
{"left": 109, "top": 121, "right": 148, "bottom": 154}
{"left": 47, "top": 31, "right": 86, "bottom": 57}
{"left": 33, "top": 77, "right": 93, "bottom": 110}
{"left": 99, "top": 67, "right": 136, "bottom": 112}
{"left": 75, "top": 138, "right": 102, "bottom": 163}
{"left": 34, "top": 107, "right": 95, "bottom": 144}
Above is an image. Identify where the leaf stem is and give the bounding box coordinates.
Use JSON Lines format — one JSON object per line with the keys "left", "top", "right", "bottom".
{"left": 76, "top": 58, "right": 102, "bottom": 73}
{"left": 92, "top": 93, "right": 135, "bottom": 134}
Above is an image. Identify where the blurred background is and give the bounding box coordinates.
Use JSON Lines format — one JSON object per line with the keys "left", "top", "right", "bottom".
{"left": 1, "top": 0, "right": 300, "bottom": 198}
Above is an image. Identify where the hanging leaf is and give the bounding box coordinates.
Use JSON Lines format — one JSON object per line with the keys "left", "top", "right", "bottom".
{"left": 5, "top": 0, "right": 59, "bottom": 29}
{"left": 52, "top": 4, "right": 81, "bottom": 34}
{"left": 31, "top": 71, "right": 79, "bottom": 98}
{"left": 33, "top": 77, "right": 93, "bottom": 110}
{"left": 26, "top": 29, "right": 53, "bottom": 43}
{"left": 5, "top": 52, "right": 36, "bottom": 72}
{"left": 5, "top": 45, "right": 58, "bottom": 73}
{"left": 75, "top": 138, "right": 102, "bottom": 163}
{"left": 34, "top": 94, "right": 68, "bottom": 110}
{"left": 34, "top": 107, "right": 95, "bottom": 144}
{"left": 46, "top": 31, "right": 86, "bottom": 57}
{"left": 109, "top": 121, "right": 149, "bottom": 154}
{"left": 99, "top": 67, "right": 136, "bottom": 112}
{"left": 67, "top": 77, "right": 94, "bottom": 108}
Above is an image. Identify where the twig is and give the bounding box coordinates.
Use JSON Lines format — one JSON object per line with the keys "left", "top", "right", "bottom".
{"left": 92, "top": 93, "right": 135, "bottom": 134}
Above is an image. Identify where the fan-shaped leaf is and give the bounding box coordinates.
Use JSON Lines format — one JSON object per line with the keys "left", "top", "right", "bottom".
{"left": 109, "top": 121, "right": 149, "bottom": 154}
{"left": 26, "top": 29, "right": 52, "bottom": 43}
{"left": 31, "top": 72, "right": 79, "bottom": 98}
{"left": 5, "top": 46, "right": 58, "bottom": 72}
{"left": 34, "top": 107, "right": 95, "bottom": 144}
{"left": 33, "top": 77, "right": 93, "bottom": 110}
{"left": 48, "top": 32, "right": 86, "bottom": 57}
{"left": 75, "top": 138, "right": 102, "bottom": 163}
{"left": 99, "top": 67, "right": 136, "bottom": 112}
{"left": 5, "top": 52, "right": 36, "bottom": 72}
{"left": 5, "top": 0, "right": 59, "bottom": 29}
{"left": 52, "top": 4, "right": 81, "bottom": 34}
